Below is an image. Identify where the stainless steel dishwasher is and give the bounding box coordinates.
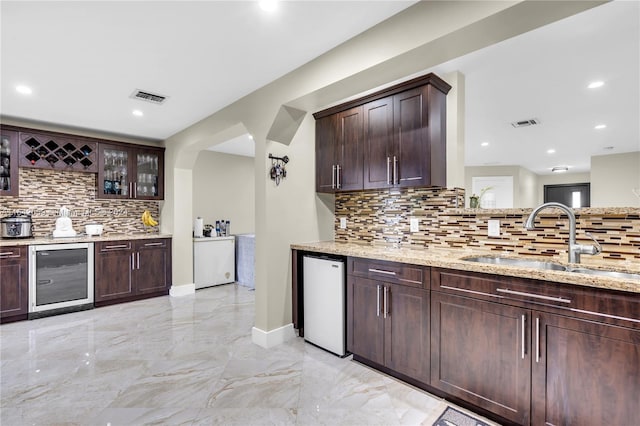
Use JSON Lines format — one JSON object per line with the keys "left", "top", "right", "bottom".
{"left": 29, "top": 242, "right": 94, "bottom": 317}
{"left": 303, "top": 255, "right": 346, "bottom": 357}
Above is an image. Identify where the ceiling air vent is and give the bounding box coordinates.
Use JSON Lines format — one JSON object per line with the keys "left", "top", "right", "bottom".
{"left": 511, "top": 118, "right": 540, "bottom": 128}
{"left": 130, "top": 89, "right": 167, "bottom": 104}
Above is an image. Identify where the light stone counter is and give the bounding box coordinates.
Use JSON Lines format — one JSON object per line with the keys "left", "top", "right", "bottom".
{"left": 291, "top": 241, "right": 640, "bottom": 294}
{"left": 0, "top": 233, "right": 172, "bottom": 247}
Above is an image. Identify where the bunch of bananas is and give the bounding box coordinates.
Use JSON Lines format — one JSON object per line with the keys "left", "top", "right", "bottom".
{"left": 141, "top": 210, "right": 158, "bottom": 227}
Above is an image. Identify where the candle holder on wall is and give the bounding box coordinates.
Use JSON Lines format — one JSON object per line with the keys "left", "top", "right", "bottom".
{"left": 269, "top": 154, "right": 289, "bottom": 186}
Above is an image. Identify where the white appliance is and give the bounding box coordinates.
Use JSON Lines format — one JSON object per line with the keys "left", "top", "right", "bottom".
{"left": 303, "top": 255, "right": 346, "bottom": 356}
{"left": 193, "top": 236, "right": 235, "bottom": 289}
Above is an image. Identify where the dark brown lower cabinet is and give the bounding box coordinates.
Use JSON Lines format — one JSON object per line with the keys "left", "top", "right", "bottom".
{"left": 532, "top": 313, "right": 640, "bottom": 425}
{"left": 349, "top": 276, "right": 430, "bottom": 384}
{"left": 431, "top": 291, "right": 531, "bottom": 425}
{"left": 94, "top": 238, "right": 171, "bottom": 305}
{"left": 431, "top": 267, "right": 640, "bottom": 426}
{"left": 0, "top": 246, "right": 29, "bottom": 323}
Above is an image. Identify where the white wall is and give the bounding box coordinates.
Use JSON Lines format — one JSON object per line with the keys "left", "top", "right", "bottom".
{"left": 518, "top": 167, "right": 538, "bottom": 207}
{"left": 192, "top": 150, "right": 255, "bottom": 235}
{"left": 162, "top": 1, "right": 604, "bottom": 346}
{"left": 591, "top": 151, "right": 640, "bottom": 207}
{"left": 465, "top": 165, "right": 534, "bottom": 207}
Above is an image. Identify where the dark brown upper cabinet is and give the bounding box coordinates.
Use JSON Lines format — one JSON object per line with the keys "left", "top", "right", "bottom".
{"left": 0, "top": 129, "right": 19, "bottom": 196}
{"left": 314, "top": 73, "right": 451, "bottom": 193}
{"left": 315, "top": 106, "right": 364, "bottom": 192}
{"left": 97, "top": 143, "right": 164, "bottom": 200}
{"left": 17, "top": 130, "right": 98, "bottom": 173}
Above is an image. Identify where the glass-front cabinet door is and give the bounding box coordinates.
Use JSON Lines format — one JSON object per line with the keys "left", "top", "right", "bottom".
{"left": 97, "top": 144, "right": 164, "bottom": 200}
{"left": 135, "top": 150, "right": 162, "bottom": 199}
{"left": 98, "top": 144, "right": 131, "bottom": 199}
{"left": 0, "top": 129, "right": 19, "bottom": 196}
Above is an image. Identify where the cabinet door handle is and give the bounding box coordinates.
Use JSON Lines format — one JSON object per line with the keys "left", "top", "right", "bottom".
{"left": 383, "top": 286, "right": 389, "bottom": 319}
{"left": 387, "top": 157, "right": 391, "bottom": 184}
{"left": 376, "top": 285, "right": 381, "bottom": 317}
{"left": 129, "top": 182, "right": 133, "bottom": 199}
{"left": 131, "top": 253, "right": 135, "bottom": 271}
{"left": 331, "top": 165, "right": 336, "bottom": 189}
{"left": 496, "top": 288, "right": 571, "bottom": 304}
{"left": 393, "top": 156, "right": 398, "bottom": 184}
{"left": 521, "top": 314, "right": 526, "bottom": 360}
{"left": 336, "top": 165, "right": 341, "bottom": 189}
{"left": 137, "top": 252, "right": 140, "bottom": 270}
{"left": 133, "top": 182, "right": 137, "bottom": 198}
{"left": 105, "top": 244, "right": 129, "bottom": 249}
{"left": 144, "top": 242, "right": 163, "bottom": 247}
{"left": 368, "top": 268, "right": 396, "bottom": 276}
{"left": 0, "top": 251, "right": 15, "bottom": 257}
{"left": 536, "top": 317, "right": 540, "bottom": 363}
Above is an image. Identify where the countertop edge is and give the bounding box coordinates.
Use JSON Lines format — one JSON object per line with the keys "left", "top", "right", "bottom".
{"left": 291, "top": 241, "right": 640, "bottom": 294}
{"left": 1, "top": 233, "right": 172, "bottom": 247}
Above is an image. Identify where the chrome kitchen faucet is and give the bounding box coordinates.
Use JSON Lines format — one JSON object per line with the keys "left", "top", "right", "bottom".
{"left": 524, "top": 202, "right": 601, "bottom": 264}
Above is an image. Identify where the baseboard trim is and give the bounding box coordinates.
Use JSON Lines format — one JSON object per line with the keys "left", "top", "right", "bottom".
{"left": 169, "top": 283, "right": 196, "bottom": 297}
{"left": 252, "top": 323, "right": 295, "bottom": 349}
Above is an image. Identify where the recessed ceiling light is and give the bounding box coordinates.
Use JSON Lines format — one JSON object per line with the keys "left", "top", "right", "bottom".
{"left": 259, "top": 0, "right": 277, "bottom": 12}
{"left": 547, "top": 149, "right": 556, "bottom": 154}
{"left": 552, "top": 166, "right": 569, "bottom": 173}
{"left": 16, "top": 85, "right": 33, "bottom": 95}
{"left": 132, "top": 109, "right": 144, "bottom": 117}
{"left": 588, "top": 81, "right": 604, "bottom": 89}
{"left": 480, "top": 142, "right": 489, "bottom": 147}
{"left": 594, "top": 124, "right": 607, "bottom": 130}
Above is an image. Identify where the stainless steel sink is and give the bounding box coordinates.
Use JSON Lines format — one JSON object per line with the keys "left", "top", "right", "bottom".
{"left": 463, "top": 256, "right": 567, "bottom": 271}
{"left": 568, "top": 268, "right": 640, "bottom": 281}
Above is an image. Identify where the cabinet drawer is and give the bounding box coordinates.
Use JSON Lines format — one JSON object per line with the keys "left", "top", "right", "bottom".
{"left": 96, "top": 241, "right": 133, "bottom": 252}
{"left": 433, "top": 268, "right": 640, "bottom": 329}
{"left": 349, "top": 257, "right": 425, "bottom": 288}
{"left": 0, "top": 245, "right": 26, "bottom": 260}
{"left": 137, "top": 238, "right": 168, "bottom": 250}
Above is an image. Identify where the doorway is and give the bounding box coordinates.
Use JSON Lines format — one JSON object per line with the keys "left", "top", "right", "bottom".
{"left": 543, "top": 182, "right": 590, "bottom": 208}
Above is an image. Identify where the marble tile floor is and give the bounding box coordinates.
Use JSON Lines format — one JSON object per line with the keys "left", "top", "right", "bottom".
{"left": 1, "top": 284, "right": 499, "bottom": 426}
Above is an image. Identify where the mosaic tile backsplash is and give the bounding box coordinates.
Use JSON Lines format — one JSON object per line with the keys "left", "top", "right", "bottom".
{"left": 1, "top": 168, "right": 160, "bottom": 237}
{"left": 335, "top": 187, "right": 640, "bottom": 263}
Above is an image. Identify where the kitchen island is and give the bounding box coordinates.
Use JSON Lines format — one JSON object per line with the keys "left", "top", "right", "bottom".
{"left": 291, "top": 241, "right": 639, "bottom": 426}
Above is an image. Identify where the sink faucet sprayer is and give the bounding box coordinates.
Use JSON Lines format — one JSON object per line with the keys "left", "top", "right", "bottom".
{"left": 524, "top": 202, "right": 602, "bottom": 264}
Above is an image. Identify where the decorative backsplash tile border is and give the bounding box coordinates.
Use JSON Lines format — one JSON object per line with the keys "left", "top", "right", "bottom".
{"left": 335, "top": 187, "right": 640, "bottom": 263}
{"left": 1, "top": 168, "right": 160, "bottom": 237}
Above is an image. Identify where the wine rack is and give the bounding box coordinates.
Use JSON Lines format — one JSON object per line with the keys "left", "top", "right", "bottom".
{"left": 19, "top": 133, "right": 97, "bottom": 172}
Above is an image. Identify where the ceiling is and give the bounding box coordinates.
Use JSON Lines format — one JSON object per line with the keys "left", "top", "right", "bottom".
{"left": 0, "top": 0, "right": 417, "bottom": 141}
{"left": 428, "top": 0, "right": 639, "bottom": 175}
{"left": 2, "top": 1, "right": 637, "bottom": 172}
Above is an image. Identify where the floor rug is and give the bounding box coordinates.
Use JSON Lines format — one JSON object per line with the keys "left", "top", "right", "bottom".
{"left": 432, "top": 406, "right": 491, "bottom": 426}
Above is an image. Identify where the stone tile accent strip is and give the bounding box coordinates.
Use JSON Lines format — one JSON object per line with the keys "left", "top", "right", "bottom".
{"left": 1, "top": 168, "right": 160, "bottom": 237}
{"left": 334, "top": 188, "right": 640, "bottom": 263}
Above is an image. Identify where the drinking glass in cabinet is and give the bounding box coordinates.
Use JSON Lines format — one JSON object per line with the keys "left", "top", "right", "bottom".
{"left": 103, "top": 148, "right": 128, "bottom": 195}
{"left": 1, "top": 136, "right": 12, "bottom": 192}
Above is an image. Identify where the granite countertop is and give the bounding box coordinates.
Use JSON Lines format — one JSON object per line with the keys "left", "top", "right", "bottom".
{"left": 291, "top": 241, "right": 640, "bottom": 294}
{"left": 0, "top": 233, "right": 172, "bottom": 247}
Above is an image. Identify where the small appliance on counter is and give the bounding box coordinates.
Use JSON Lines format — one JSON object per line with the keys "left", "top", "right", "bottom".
{"left": 1, "top": 213, "right": 33, "bottom": 238}
{"left": 85, "top": 223, "right": 103, "bottom": 236}
{"left": 52, "top": 206, "right": 77, "bottom": 238}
